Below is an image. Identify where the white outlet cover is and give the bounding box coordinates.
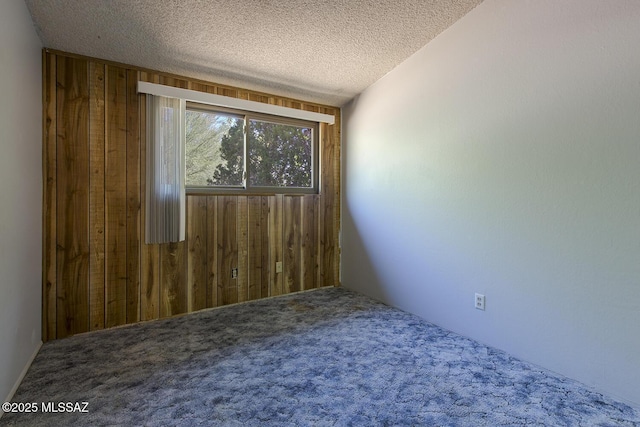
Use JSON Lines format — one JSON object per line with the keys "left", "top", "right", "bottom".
{"left": 475, "top": 293, "right": 485, "bottom": 310}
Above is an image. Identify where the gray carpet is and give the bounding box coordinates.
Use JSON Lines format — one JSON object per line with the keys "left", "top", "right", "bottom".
{"left": 2, "top": 287, "right": 638, "bottom": 426}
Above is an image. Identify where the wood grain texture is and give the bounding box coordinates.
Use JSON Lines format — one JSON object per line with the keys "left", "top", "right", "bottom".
{"left": 125, "top": 69, "right": 140, "bottom": 323}
{"left": 237, "top": 196, "right": 248, "bottom": 303}
{"left": 269, "top": 194, "right": 284, "bottom": 296}
{"left": 331, "top": 115, "right": 342, "bottom": 286}
{"left": 206, "top": 196, "right": 218, "bottom": 308}
{"left": 260, "top": 197, "right": 270, "bottom": 298}
{"left": 187, "top": 196, "right": 208, "bottom": 312}
{"left": 43, "top": 51, "right": 340, "bottom": 340}
{"left": 43, "top": 51, "right": 57, "bottom": 341}
{"left": 88, "top": 61, "right": 106, "bottom": 331}
{"left": 159, "top": 241, "right": 187, "bottom": 317}
{"left": 56, "top": 56, "right": 90, "bottom": 338}
{"left": 217, "top": 196, "right": 238, "bottom": 305}
{"left": 105, "top": 65, "right": 128, "bottom": 328}
{"left": 248, "top": 196, "right": 262, "bottom": 300}
{"left": 284, "top": 196, "right": 301, "bottom": 294}
{"left": 320, "top": 123, "right": 337, "bottom": 287}
{"left": 301, "top": 195, "right": 319, "bottom": 290}
{"left": 140, "top": 243, "right": 160, "bottom": 321}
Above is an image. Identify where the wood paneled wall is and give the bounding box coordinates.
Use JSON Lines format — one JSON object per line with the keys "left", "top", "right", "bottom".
{"left": 42, "top": 50, "right": 341, "bottom": 341}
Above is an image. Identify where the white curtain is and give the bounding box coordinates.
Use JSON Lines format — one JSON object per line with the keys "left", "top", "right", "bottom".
{"left": 145, "top": 95, "right": 186, "bottom": 244}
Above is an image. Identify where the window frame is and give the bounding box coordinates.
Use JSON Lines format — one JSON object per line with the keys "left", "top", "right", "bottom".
{"left": 185, "top": 102, "right": 319, "bottom": 195}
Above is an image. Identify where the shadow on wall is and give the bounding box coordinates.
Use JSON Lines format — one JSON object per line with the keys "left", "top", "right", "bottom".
{"left": 340, "top": 202, "right": 390, "bottom": 304}
{"left": 340, "top": 95, "right": 391, "bottom": 302}
{"left": 340, "top": 94, "right": 391, "bottom": 305}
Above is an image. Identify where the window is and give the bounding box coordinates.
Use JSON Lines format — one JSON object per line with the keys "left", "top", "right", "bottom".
{"left": 185, "top": 103, "right": 318, "bottom": 193}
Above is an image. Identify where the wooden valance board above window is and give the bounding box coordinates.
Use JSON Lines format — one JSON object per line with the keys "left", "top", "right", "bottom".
{"left": 138, "top": 81, "right": 335, "bottom": 125}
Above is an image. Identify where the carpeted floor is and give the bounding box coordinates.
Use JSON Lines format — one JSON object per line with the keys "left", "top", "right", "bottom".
{"left": 2, "top": 287, "right": 638, "bottom": 426}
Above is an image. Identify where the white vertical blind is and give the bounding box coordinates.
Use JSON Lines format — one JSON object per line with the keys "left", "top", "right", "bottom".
{"left": 145, "top": 95, "right": 186, "bottom": 244}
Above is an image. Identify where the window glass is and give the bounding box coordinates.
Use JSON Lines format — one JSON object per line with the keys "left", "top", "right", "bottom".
{"left": 248, "top": 119, "right": 313, "bottom": 188}
{"left": 185, "top": 109, "right": 244, "bottom": 187}
{"left": 186, "top": 104, "right": 318, "bottom": 193}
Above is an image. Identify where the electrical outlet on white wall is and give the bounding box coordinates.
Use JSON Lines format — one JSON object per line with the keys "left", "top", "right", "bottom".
{"left": 475, "top": 293, "right": 485, "bottom": 311}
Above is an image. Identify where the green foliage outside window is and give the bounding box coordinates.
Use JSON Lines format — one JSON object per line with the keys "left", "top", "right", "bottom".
{"left": 186, "top": 107, "right": 315, "bottom": 191}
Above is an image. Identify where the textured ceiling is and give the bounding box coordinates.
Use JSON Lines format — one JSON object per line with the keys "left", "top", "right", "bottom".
{"left": 24, "top": 0, "right": 482, "bottom": 106}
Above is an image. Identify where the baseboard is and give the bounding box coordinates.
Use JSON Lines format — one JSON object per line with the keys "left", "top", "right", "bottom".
{"left": 0, "top": 341, "right": 42, "bottom": 418}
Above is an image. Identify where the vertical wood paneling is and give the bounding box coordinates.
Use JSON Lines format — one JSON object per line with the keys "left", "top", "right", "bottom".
{"left": 237, "top": 196, "right": 248, "bottom": 303}
{"left": 216, "top": 87, "right": 238, "bottom": 98}
{"left": 56, "top": 56, "right": 90, "bottom": 338}
{"left": 43, "top": 52, "right": 340, "bottom": 340}
{"left": 284, "top": 196, "right": 301, "bottom": 293}
{"left": 332, "top": 115, "right": 342, "bottom": 285}
{"left": 126, "top": 70, "right": 140, "bottom": 323}
{"left": 217, "top": 196, "right": 238, "bottom": 305}
{"left": 160, "top": 241, "right": 187, "bottom": 317}
{"left": 301, "top": 195, "right": 318, "bottom": 290}
{"left": 269, "top": 194, "right": 284, "bottom": 296}
{"left": 187, "top": 196, "right": 208, "bottom": 311}
{"left": 260, "top": 197, "right": 270, "bottom": 298}
{"left": 139, "top": 89, "right": 160, "bottom": 321}
{"left": 159, "top": 75, "right": 189, "bottom": 90}
{"left": 43, "top": 52, "right": 57, "bottom": 341}
{"left": 140, "top": 243, "right": 160, "bottom": 319}
{"left": 320, "top": 123, "right": 337, "bottom": 287}
{"left": 105, "top": 65, "right": 128, "bottom": 328}
{"left": 248, "top": 196, "right": 262, "bottom": 300}
{"left": 313, "top": 194, "right": 322, "bottom": 288}
{"left": 206, "top": 196, "right": 218, "bottom": 308}
{"left": 89, "top": 62, "right": 106, "bottom": 331}
{"left": 188, "top": 81, "right": 208, "bottom": 93}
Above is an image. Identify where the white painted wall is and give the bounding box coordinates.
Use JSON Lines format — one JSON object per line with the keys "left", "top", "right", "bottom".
{"left": 343, "top": 0, "right": 640, "bottom": 408}
{"left": 0, "top": 0, "right": 43, "bottom": 406}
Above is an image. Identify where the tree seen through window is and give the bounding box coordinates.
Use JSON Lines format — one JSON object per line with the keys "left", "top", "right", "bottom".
{"left": 186, "top": 107, "right": 315, "bottom": 191}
